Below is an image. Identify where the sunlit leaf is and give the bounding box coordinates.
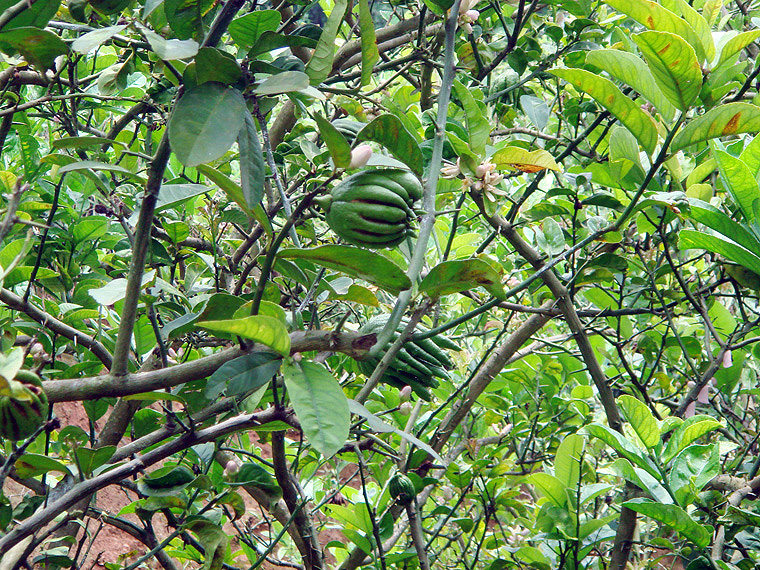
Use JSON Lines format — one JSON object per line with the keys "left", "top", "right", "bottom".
{"left": 623, "top": 498, "right": 711, "bottom": 547}
{"left": 197, "top": 316, "right": 291, "bottom": 356}
{"left": 671, "top": 103, "right": 760, "bottom": 152}
{"left": 305, "top": 0, "right": 348, "bottom": 85}
{"left": 492, "top": 146, "right": 561, "bottom": 172}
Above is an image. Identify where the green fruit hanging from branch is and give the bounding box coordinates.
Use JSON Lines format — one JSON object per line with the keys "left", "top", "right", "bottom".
{"left": 0, "top": 370, "right": 49, "bottom": 441}
{"left": 318, "top": 168, "right": 423, "bottom": 249}
{"left": 356, "top": 315, "right": 459, "bottom": 400}
{"left": 389, "top": 472, "right": 416, "bottom": 505}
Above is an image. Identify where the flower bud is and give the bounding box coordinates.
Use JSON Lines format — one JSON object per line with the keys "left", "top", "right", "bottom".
{"left": 722, "top": 350, "right": 733, "bottom": 368}
{"left": 684, "top": 400, "right": 696, "bottom": 418}
{"left": 349, "top": 144, "right": 373, "bottom": 168}
{"left": 465, "top": 9, "right": 480, "bottom": 21}
{"left": 459, "top": 0, "right": 473, "bottom": 15}
{"left": 399, "top": 385, "right": 413, "bottom": 402}
{"left": 476, "top": 163, "right": 488, "bottom": 178}
{"left": 399, "top": 402, "right": 412, "bottom": 416}
{"left": 223, "top": 460, "right": 240, "bottom": 481}
{"left": 697, "top": 382, "right": 712, "bottom": 404}
{"left": 460, "top": 22, "right": 473, "bottom": 34}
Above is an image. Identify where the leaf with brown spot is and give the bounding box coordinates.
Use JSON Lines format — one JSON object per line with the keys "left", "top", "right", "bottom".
{"left": 420, "top": 259, "right": 505, "bottom": 300}
{"left": 672, "top": 103, "right": 760, "bottom": 152}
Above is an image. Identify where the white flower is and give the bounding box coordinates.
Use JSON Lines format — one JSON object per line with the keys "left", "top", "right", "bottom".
{"left": 349, "top": 144, "right": 373, "bottom": 168}
{"left": 440, "top": 159, "right": 461, "bottom": 179}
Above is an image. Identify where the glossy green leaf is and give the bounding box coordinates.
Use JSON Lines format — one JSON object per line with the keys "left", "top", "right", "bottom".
{"left": 714, "top": 150, "right": 759, "bottom": 222}
{"left": 585, "top": 423, "right": 660, "bottom": 478}
{"left": 452, "top": 80, "right": 490, "bottom": 156}
{"left": 679, "top": 230, "right": 760, "bottom": 272}
{"left": 0, "top": 0, "right": 60, "bottom": 29}
{"left": 554, "top": 434, "right": 584, "bottom": 490}
{"left": 419, "top": 259, "right": 505, "bottom": 300}
{"left": 75, "top": 445, "right": 116, "bottom": 475}
{"left": 604, "top": 0, "right": 706, "bottom": 62}
{"left": 282, "top": 360, "right": 350, "bottom": 457}
{"left": 277, "top": 245, "right": 412, "bottom": 295}
{"left": 527, "top": 472, "right": 567, "bottom": 507}
{"left": 313, "top": 112, "right": 352, "bottom": 169}
{"left": 633, "top": 31, "right": 701, "bottom": 110}
{"left": 140, "top": 465, "right": 195, "bottom": 495}
{"left": 740, "top": 135, "right": 760, "bottom": 179}
{"left": 358, "top": 0, "right": 378, "bottom": 86}
{"left": 355, "top": 114, "right": 423, "bottom": 176}
{"left": 662, "top": 415, "right": 722, "bottom": 464}
{"left": 618, "top": 395, "right": 660, "bottom": 448}
{"left": 70, "top": 24, "right": 127, "bottom": 54}
{"left": 305, "top": 0, "right": 348, "bottom": 85}
{"left": 14, "top": 454, "right": 71, "bottom": 478}
{"left": 89, "top": 0, "right": 130, "bottom": 15}
{"left": 0, "top": 27, "right": 68, "bottom": 70}
{"left": 228, "top": 10, "right": 281, "bottom": 49}
{"left": 238, "top": 109, "right": 266, "bottom": 209}
{"left": 586, "top": 49, "right": 677, "bottom": 121}
{"left": 195, "top": 47, "right": 242, "bottom": 85}
{"left": 165, "top": 0, "right": 209, "bottom": 40}
{"left": 204, "top": 352, "right": 282, "bottom": 399}
{"left": 198, "top": 316, "right": 290, "bottom": 356}
{"left": 551, "top": 68, "right": 658, "bottom": 154}
{"left": 671, "top": 103, "right": 760, "bottom": 152}
{"left": 610, "top": 458, "right": 672, "bottom": 503}
{"left": 687, "top": 199, "right": 760, "bottom": 254}
{"left": 716, "top": 30, "right": 760, "bottom": 67}
{"left": 228, "top": 463, "right": 282, "bottom": 499}
{"left": 249, "top": 30, "right": 318, "bottom": 58}
{"left": 667, "top": 0, "right": 714, "bottom": 63}
{"left": 168, "top": 83, "right": 246, "bottom": 166}
{"left": 253, "top": 71, "right": 310, "bottom": 95}
{"left": 623, "top": 498, "right": 711, "bottom": 547}
{"left": 52, "top": 136, "right": 124, "bottom": 150}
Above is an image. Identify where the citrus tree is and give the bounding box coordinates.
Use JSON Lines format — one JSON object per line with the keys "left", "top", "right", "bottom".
{"left": 2, "top": 0, "right": 760, "bottom": 568}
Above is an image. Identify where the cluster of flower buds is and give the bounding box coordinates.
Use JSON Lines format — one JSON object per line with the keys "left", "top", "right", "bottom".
{"left": 458, "top": 0, "right": 480, "bottom": 34}
{"left": 440, "top": 158, "right": 507, "bottom": 202}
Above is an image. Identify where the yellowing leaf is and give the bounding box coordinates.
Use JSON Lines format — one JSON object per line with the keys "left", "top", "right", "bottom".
{"left": 491, "top": 146, "right": 560, "bottom": 173}
{"left": 198, "top": 316, "right": 291, "bottom": 356}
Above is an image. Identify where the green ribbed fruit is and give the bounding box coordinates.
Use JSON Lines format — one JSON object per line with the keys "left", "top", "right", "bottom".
{"left": 389, "top": 472, "right": 415, "bottom": 505}
{"left": 0, "top": 371, "right": 48, "bottom": 441}
{"left": 322, "top": 169, "right": 423, "bottom": 249}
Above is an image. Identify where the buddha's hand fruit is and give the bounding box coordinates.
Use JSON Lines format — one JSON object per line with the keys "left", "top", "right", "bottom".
{"left": 0, "top": 370, "right": 49, "bottom": 441}
{"left": 389, "top": 472, "right": 416, "bottom": 505}
{"left": 356, "top": 315, "right": 459, "bottom": 400}
{"left": 320, "top": 168, "right": 423, "bottom": 249}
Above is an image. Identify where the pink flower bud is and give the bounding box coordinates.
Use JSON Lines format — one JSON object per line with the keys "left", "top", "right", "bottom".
{"left": 223, "top": 460, "right": 240, "bottom": 481}
{"left": 461, "top": 22, "right": 473, "bottom": 34}
{"left": 722, "top": 350, "right": 733, "bottom": 368}
{"left": 399, "top": 385, "right": 412, "bottom": 402}
{"left": 399, "top": 402, "right": 412, "bottom": 416}
{"left": 684, "top": 400, "right": 696, "bottom": 418}
{"left": 459, "top": 0, "right": 473, "bottom": 15}
{"left": 349, "top": 144, "right": 373, "bottom": 168}
{"left": 697, "top": 381, "right": 711, "bottom": 404}
{"left": 476, "top": 163, "right": 488, "bottom": 178}
{"left": 466, "top": 9, "right": 480, "bottom": 20}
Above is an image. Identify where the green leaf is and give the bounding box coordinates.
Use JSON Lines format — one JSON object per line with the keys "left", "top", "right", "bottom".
{"left": 667, "top": 0, "right": 714, "bottom": 63}
{"left": 89, "top": 0, "right": 130, "bottom": 15}
{"left": 551, "top": 68, "right": 658, "bottom": 154}
{"left": 253, "top": 70, "right": 310, "bottom": 95}
{"left": 165, "top": 0, "right": 209, "bottom": 40}
{"left": 662, "top": 416, "right": 722, "bottom": 464}
{"left": 452, "top": 80, "right": 490, "bottom": 156}
{"left": 184, "top": 519, "right": 229, "bottom": 570}
{"left": 249, "top": 30, "right": 318, "bottom": 58}
{"left": 355, "top": 114, "right": 423, "bottom": 176}
{"left": 358, "top": 0, "right": 379, "bottom": 86}
{"left": 277, "top": 245, "right": 412, "bottom": 295}
{"left": 585, "top": 423, "right": 660, "bottom": 478}
{"left": 195, "top": 47, "right": 242, "bottom": 85}
{"left": 305, "top": 0, "right": 348, "bottom": 85}
{"left": 197, "top": 316, "right": 291, "bottom": 356}
{"left": 238, "top": 109, "right": 266, "bottom": 209}
{"left": 632, "top": 31, "right": 702, "bottom": 111}
{"left": 140, "top": 26, "right": 198, "bottom": 60}
{"left": 313, "top": 112, "right": 352, "bottom": 169}
{"left": 75, "top": 445, "right": 116, "bottom": 475}
{"left": 70, "top": 24, "right": 127, "bottom": 54}
{"left": 679, "top": 230, "right": 760, "bottom": 273}
{"left": 419, "top": 259, "right": 505, "bottom": 300}
{"left": 623, "top": 498, "right": 711, "bottom": 547}
{"left": 671, "top": 103, "right": 760, "bottom": 152}
{"left": 0, "top": 0, "right": 60, "bottom": 29}
{"left": 585, "top": 51, "right": 674, "bottom": 121}
{"left": 554, "top": 434, "right": 584, "bottom": 490}
{"left": 527, "top": 472, "right": 567, "bottom": 507}
{"left": 168, "top": 83, "right": 246, "bottom": 167}
{"left": 0, "top": 27, "right": 68, "bottom": 70}
{"left": 139, "top": 465, "right": 196, "bottom": 496}
{"left": 618, "top": 395, "right": 660, "bottom": 448}
{"left": 713, "top": 150, "right": 760, "bottom": 222}
{"left": 716, "top": 30, "right": 760, "bottom": 68}
{"left": 204, "top": 352, "right": 282, "bottom": 399}
{"left": 282, "top": 360, "right": 350, "bottom": 457}
{"left": 228, "top": 10, "right": 281, "bottom": 49}
{"left": 229, "top": 463, "right": 281, "bottom": 498}
{"left": 610, "top": 458, "right": 672, "bottom": 504}
{"left": 687, "top": 199, "right": 760, "bottom": 255}
{"left": 14, "top": 454, "right": 71, "bottom": 478}
{"left": 52, "top": 136, "right": 124, "bottom": 150}
{"left": 603, "top": 0, "right": 706, "bottom": 63}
